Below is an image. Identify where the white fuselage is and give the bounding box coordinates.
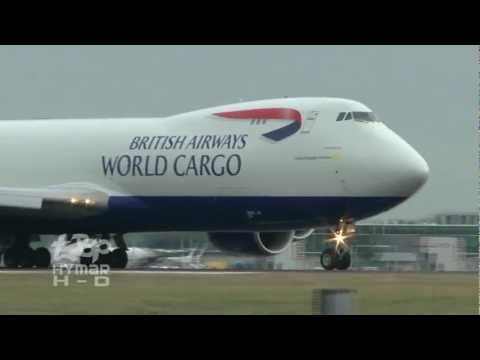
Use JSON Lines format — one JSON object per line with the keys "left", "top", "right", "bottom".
{"left": 0, "top": 97, "right": 428, "bottom": 233}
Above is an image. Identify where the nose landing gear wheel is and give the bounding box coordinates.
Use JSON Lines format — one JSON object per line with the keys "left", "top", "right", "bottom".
{"left": 320, "top": 248, "right": 337, "bottom": 271}
{"left": 320, "top": 248, "right": 351, "bottom": 270}
{"left": 335, "top": 252, "right": 351, "bottom": 270}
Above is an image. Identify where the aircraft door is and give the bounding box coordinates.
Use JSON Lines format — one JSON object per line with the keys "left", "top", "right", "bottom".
{"left": 300, "top": 110, "right": 320, "bottom": 134}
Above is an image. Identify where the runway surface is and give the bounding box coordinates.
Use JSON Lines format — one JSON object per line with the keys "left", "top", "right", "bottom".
{"left": 0, "top": 269, "right": 256, "bottom": 275}
{"left": 0, "top": 268, "right": 475, "bottom": 314}
{"left": 0, "top": 268, "right": 474, "bottom": 275}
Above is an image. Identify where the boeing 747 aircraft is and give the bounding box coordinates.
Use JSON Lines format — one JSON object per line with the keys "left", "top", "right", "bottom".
{"left": 0, "top": 97, "right": 428, "bottom": 270}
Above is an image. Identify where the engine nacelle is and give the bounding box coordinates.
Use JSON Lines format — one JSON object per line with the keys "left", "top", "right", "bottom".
{"left": 208, "top": 231, "right": 294, "bottom": 256}
{"left": 293, "top": 229, "right": 315, "bottom": 240}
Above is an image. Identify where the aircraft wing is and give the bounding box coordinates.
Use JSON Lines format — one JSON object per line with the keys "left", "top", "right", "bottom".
{"left": 0, "top": 183, "right": 112, "bottom": 218}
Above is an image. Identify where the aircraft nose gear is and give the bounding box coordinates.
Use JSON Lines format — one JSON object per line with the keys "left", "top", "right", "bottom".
{"left": 320, "top": 248, "right": 337, "bottom": 270}
{"left": 320, "top": 247, "right": 352, "bottom": 271}
{"left": 320, "top": 218, "right": 355, "bottom": 271}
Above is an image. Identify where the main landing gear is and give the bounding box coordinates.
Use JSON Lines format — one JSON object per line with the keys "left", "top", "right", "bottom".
{"left": 1, "top": 232, "right": 129, "bottom": 269}
{"left": 77, "top": 233, "right": 128, "bottom": 269}
{"left": 3, "top": 234, "right": 51, "bottom": 268}
{"left": 320, "top": 218, "right": 355, "bottom": 271}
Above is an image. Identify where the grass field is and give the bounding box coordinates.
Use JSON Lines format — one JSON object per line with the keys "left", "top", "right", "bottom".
{"left": 0, "top": 271, "right": 477, "bottom": 315}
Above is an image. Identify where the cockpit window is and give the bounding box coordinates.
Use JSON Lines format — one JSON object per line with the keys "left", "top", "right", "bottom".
{"left": 337, "top": 111, "right": 379, "bottom": 122}
{"left": 352, "top": 112, "right": 377, "bottom": 122}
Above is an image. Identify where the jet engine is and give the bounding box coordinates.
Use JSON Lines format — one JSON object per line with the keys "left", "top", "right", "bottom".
{"left": 293, "top": 229, "right": 315, "bottom": 240}
{"left": 208, "top": 231, "right": 294, "bottom": 256}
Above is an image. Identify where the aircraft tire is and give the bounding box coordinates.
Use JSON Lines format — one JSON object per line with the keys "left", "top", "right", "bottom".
{"left": 335, "top": 252, "right": 351, "bottom": 270}
{"left": 3, "top": 248, "right": 20, "bottom": 268}
{"left": 95, "top": 252, "right": 112, "bottom": 267}
{"left": 34, "top": 247, "right": 51, "bottom": 268}
{"left": 19, "top": 248, "right": 35, "bottom": 268}
{"left": 320, "top": 248, "right": 337, "bottom": 271}
{"left": 80, "top": 257, "right": 93, "bottom": 266}
{"left": 110, "top": 249, "right": 128, "bottom": 269}
{"left": 80, "top": 248, "right": 93, "bottom": 266}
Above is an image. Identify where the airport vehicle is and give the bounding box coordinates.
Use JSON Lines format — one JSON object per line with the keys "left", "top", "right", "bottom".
{"left": 0, "top": 97, "right": 428, "bottom": 270}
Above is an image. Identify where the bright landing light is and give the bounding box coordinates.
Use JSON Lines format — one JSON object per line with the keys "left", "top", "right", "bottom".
{"left": 70, "top": 197, "right": 95, "bottom": 206}
{"left": 325, "top": 222, "right": 353, "bottom": 251}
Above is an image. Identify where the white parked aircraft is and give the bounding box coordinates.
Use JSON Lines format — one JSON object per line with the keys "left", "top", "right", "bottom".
{"left": 154, "top": 245, "right": 208, "bottom": 269}
{"left": 0, "top": 97, "right": 428, "bottom": 270}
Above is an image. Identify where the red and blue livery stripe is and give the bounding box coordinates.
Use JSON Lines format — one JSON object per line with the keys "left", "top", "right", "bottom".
{"left": 214, "top": 108, "right": 302, "bottom": 141}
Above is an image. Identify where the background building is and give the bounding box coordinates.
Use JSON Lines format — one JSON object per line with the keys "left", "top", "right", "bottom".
{"left": 432, "top": 212, "right": 478, "bottom": 225}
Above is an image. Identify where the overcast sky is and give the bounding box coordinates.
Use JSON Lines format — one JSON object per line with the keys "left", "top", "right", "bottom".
{"left": 0, "top": 45, "right": 475, "bottom": 220}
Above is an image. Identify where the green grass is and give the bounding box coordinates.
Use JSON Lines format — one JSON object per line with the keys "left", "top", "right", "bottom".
{"left": 0, "top": 272, "right": 477, "bottom": 315}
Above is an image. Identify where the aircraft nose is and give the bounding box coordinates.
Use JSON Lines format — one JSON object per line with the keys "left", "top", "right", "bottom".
{"left": 403, "top": 150, "right": 429, "bottom": 195}
{"left": 389, "top": 138, "right": 429, "bottom": 198}
{"left": 363, "top": 126, "right": 430, "bottom": 198}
